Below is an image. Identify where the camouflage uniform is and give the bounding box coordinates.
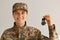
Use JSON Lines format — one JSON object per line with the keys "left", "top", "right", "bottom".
{"left": 1, "top": 3, "right": 58, "bottom": 40}
{"left": 1, "top": 22, "right": 58, "bottom": 40}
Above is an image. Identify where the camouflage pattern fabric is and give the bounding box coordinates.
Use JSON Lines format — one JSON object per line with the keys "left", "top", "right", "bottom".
{"left": 1, "top": 22, "right": 58, "bottom": 40}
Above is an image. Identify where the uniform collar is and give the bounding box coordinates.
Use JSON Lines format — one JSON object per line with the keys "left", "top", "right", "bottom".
{"left": 13, "top": 21, "right": 27, "bottom": 30}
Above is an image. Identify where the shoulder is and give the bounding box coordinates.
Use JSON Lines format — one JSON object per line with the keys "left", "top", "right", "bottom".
{"left": 2, "top": 27, "right": 13, "bottom": 35}
{"left": 26, "top": 26, "right": 40, "bottom": 30}
{"left": 26, "top": 26, "right": 41, "bottom": 33}
{"left": 1, "top": 27, "right": 14, "bottom": 39}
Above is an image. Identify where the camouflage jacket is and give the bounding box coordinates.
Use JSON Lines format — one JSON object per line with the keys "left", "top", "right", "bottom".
{"left": 1, "top": 22, "right": 58, "bottom": 40}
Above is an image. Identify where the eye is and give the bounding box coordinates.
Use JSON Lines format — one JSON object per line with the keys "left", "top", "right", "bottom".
{"left": 22, "top": 11, "right": 26, "bottom": 14}
{"left": 15, "top": 12, "right": 18, "bottom": 14}
{"left": 14, "top": 12, "right": 19, "bottom": 15}
{"left": 22, "top": 12, "right": 24, "bottom": 14}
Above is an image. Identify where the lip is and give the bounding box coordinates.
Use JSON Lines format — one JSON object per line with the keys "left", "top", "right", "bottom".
{"left": 17, "top": 19, "right": 23, "bottom": 21}
{"left": 17, "top": 18, "right": 23, "bottom": 20}
{"left": 17, "top": 18, "right": 24, "bottom": 21}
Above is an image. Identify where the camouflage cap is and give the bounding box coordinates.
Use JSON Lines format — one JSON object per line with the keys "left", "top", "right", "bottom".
{"left": 13, "top": 2, "right": 28, "bottom": 12}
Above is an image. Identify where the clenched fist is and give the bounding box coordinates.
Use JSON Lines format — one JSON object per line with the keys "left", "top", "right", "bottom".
{"left": 43, "top": 15, "right": 53, "bottom": 26}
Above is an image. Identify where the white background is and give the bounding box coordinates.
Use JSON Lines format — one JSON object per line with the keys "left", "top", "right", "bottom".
{"left": 0, "top": 0, "right": 60, "bottom": 38}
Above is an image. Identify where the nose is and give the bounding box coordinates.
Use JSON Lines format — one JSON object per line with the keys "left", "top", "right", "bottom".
{"left": 18, "top": 12, "right": 23, "bottom": 18}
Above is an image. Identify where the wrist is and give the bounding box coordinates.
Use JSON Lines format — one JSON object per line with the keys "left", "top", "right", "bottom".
{"left": 47, "top": 20, "right": 53, "bottom": 26}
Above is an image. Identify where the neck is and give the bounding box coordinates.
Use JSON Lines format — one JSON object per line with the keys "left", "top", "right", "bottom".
{"left": 15, "top": 21, "right": 26, "bottom": 28}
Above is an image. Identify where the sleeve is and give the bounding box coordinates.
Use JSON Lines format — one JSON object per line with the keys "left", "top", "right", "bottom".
{"left": 48, "top": 24, "right": 58, "bottom": 40}
{"left": 37, "top": 31, "right": 42, "bottom": 40}
{"left": 37, "top": 30, "right": 49, "bottom": 40}
{"left": 0, "top": 31, "right": 13, "bottom": 40}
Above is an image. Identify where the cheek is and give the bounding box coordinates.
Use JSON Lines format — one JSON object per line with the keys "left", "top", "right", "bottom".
{"left": 23, "top": 15, "right": 27, "bottom": 20}
{"left": 23, "top": 12, "right": 27, "bottom": 19}
{"left": 13, "top": 15, "right": 18, "bottom": 20}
